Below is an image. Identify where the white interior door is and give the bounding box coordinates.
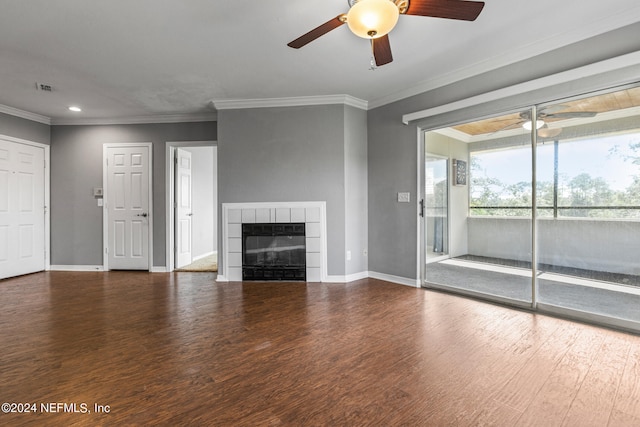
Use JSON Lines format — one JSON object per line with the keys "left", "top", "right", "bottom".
{"left": 175, "top": 148, "right": 192, "bottom": 268}
{"left": 105, "top": 145, "right": 151, "bottom": 270}
{"left": 0, "top": 138, "right": 45, "bottom": 279}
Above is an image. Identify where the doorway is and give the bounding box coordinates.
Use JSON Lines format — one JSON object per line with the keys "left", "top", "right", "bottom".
{"left": 166, "top": 142, "right": 217, "bottom": 272}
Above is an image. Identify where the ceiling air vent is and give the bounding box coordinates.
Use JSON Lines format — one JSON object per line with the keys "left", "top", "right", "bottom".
{"left": 35, "top": 82, "right": 53, "bottom": 92}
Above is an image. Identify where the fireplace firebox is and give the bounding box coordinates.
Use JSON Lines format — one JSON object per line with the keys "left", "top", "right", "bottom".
{"left": 242, "top": 223, "right": 306, "bottom": 281}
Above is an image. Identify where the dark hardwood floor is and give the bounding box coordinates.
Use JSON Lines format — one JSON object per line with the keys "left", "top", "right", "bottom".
{"left": 1, "top": 271, "right": 640, "bottom": 426}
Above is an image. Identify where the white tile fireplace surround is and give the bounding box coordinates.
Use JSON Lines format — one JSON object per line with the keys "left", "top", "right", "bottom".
{"left": 217, "top": 202, "right": 327, "bottom": 282}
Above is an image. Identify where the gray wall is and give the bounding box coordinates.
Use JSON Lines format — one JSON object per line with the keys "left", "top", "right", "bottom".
{"left": 368, "top": 22, "right": 640, "bottom": 281}
{"left": 217, "top": 104, "right": 368, "bottom": 277}
{"left": 50, "top": 121, "right": 217, "bottom": 266}
{"left": 368, "top": 106, "right": 418, "bottom": 279}
{"left": 184, "top": 146, "right": 216, "bottom": 258}
{"left": 344, "top": 106, "right": 368, "bottom": 275}
{"left": 0, "top": 112, "right": 50, "bottom": 145}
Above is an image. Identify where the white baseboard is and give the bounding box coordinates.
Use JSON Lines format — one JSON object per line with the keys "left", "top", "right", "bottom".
{"left": 345, "top": 271, "right": 370, "bottom": 282}
{"left": 217, "top": 270, "right": 416, "bottom": 287}
{"left": 368, "top": 271, "right": 421, "bottom": 288}
{"left": 49, "top": 265, "right": 168, "bottom": 273}
{"left": 49, "top": 265, "right": 104, "bottom": 272}
{"left": 324, "top": 271, "right": 370, "bottom": 283}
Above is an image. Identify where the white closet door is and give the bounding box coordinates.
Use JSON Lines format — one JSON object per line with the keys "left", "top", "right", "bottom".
{"left": 0, "top": 138, "right": 45, "bottom": 279}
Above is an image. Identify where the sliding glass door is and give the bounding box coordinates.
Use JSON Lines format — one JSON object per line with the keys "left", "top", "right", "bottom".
{"left": 535, "top": 87, "right": 640, "bottom": 328}
{"left": 421, "top": 83, "right": 640, "bottom": 330}
{"left": 423, "top": 112, "right": 534, "bottom": 305}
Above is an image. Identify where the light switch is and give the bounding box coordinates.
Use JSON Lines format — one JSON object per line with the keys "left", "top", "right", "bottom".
{"left": 97, "top": 199, "right": 103, "bottom": 207}
{"left": 93, "top": 187, "right": 103, "bottom": 197}
{"left": 398, "top": 192, "right": 410, "bottom": 203}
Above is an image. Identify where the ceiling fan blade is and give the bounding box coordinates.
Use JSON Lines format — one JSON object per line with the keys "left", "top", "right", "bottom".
{"left": 544, "top": 111, "right": 598, "bottom": 119}
{"left": 539, "top": 104, "right": 569, "bottom": 114}
{"left": 493, "top": 121, "right": 525, "bottom": 133}
{"left": 406, "top": 0, "right": 485, "bottom": 21}
{"left": 372, "top": 35, "right": 393, "bottom": 66}
{"left": 287, "top": 15, "right": 346, "bottom": 49}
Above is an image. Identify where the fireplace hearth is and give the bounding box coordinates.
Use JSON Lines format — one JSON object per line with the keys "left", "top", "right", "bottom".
{"left": 242, "top": 223, "right": 306, "bottom": 281}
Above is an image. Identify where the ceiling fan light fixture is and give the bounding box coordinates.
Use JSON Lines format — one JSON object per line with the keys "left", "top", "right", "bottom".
{"left": 347, "top": 0, "right": 399, "bottom": 39}
{"left": 522, "top": 119, "right": 544, "bottom": 131}
{"left": 538, "top": 125, "right": 562, "bottom": 138}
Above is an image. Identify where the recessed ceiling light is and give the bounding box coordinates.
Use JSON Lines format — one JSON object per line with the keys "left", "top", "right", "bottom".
{"left": 68, "top": 106, "right": 82, "bottom": 112}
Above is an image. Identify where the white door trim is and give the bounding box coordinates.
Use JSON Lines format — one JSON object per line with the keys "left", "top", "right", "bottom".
{"left": 165, "top": 140, "right": 216, "bottom": 272}
{"left": 102, "top": 142, "right": 153, "bottom": 271}
{"left": 416, "top": 127, "right": 425, "bottom": 287}
{"left": 0, "top": 134, "right": 50, "bottom": 272}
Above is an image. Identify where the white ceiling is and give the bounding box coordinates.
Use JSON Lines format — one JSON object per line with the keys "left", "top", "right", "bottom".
{"left": 1, "top": 0, "right": 640, "bottom": 124}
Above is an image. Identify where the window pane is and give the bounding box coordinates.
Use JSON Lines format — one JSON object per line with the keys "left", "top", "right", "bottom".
{"left": 556, "top": 133, "right": 640, "bottom": 219}
{"left": 470, "top": 143, "right": 532, "bottom": 217}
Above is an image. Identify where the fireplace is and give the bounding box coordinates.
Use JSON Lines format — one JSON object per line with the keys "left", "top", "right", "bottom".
{"left": 242, "top": 223, "right": 306, "bottom": 281}
{"left": 220, "top": 202, "right": 326, "bottom": 282}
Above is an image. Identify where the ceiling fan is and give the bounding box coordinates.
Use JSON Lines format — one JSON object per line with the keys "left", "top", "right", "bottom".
{"left": 287, "top": 0, "right": 485, "bottom": 66}
{"left": 496, "top": 106, "right": 599, "bottom": 137}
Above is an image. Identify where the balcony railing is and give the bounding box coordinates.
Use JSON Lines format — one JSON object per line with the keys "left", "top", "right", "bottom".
{"left": 470, "top": 205, "right": 640, "bottom": 218}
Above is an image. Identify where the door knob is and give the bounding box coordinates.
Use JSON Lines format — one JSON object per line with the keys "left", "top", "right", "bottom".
{"left": 136, "top": 213, "right": 148, "bottom": 217}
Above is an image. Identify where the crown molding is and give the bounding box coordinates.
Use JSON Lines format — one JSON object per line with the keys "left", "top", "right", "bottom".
{"left": 211, "top": 95, "right": 368, "bottom": 111}
{"left": 51, "top": 112, "right": 217, "bottom": 126}
{"left": 0, "top": 103, "right": 216, "bottom": 126}
{"left": 0, "top": 104, "right": 51, "bottom": 125}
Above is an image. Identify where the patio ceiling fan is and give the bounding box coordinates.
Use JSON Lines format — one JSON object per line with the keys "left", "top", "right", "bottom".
{"left": 496, "top": 106, "right": 599, "bottom": 137}
{"left": 287, "top": 0, "right": 485, "bottom": 66}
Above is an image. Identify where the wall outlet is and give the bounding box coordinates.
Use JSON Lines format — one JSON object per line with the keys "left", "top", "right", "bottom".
{"left": 397, "top": 192, "right": 410, "bottom": 203}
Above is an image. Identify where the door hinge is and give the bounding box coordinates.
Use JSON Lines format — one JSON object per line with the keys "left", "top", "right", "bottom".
{"left": 419, "top": 199, "right": 425, "bottom": 217}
